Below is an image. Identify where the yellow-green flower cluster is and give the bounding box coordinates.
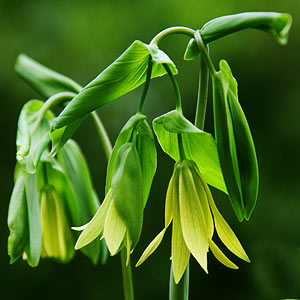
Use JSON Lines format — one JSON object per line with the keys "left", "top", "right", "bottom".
{"left": 137, "top": 160, "right": 249, "bottom": 283}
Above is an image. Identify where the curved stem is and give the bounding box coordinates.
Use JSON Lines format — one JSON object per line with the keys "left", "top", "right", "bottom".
{"left": 163, "top": 64, "right": 182, "bottom": 112}
{"left": 150, "top": 26, "right": 195, "bottom": 47}
{"left": 195, "top": 51, "right": 209, "bottom": 130}
{"left": 169, "top": 264, "right": 189, "bottom": 300}
{"left": 39, "top": 92, "right": 76, "bottom": 118}
{"left": 138, "top": 56, "right": 153, "bottom": 113}
{"left": 194, "top": 30, "right": 217, "bottom": 77}
{"left": 121, "top": 248, "right": 135, "bottom": 300}
{"left": 90, "top": 111, "right": 112, "bottom": 158}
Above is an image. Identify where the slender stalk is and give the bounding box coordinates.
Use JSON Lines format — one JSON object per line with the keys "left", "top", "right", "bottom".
{"left": 39, "top": 91, "right": 76, "bottom": 118}
{"left": 163, "top": 64, "right": 182, "bottom": 112}
{"left": 121, "top": 248, "right": 135, "bottom": 300}
{"left": 169, "top": 264, "right": 189, "bottom": 300}
{"left": 90, "top": 108, "right": 135, "bottom": 300}
{"left": 90, "top": 111, "right": 112, "bottom": 158}
{"left": 138, "top": 56, "right": 153, "bottom": 113}
{"left": 150, "top": 26, "right": 195, "bottom": 47}
{"left": 194, "top": 52, "right": 209, "bottom": 130}
{"left": 194, "top": 30, "right": 217, "bottom": 77}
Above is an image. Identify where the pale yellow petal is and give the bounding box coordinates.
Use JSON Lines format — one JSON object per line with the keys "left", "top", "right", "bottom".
{"left": 179, "top": 166, "right": 209, "bottom": 273}
{"left": 104, "top": 200, "right": 126, "bottom": 255}
{"left": 74, "top": 189, "right": 112, "bottom": 250}
{"left": 165, "top": 171, "right": 177, "bottom": 228}
{"left": 72, "top": 224, "right": 89, "bottom": 231}
{"left": 206, "top": 189, "right": 250, "bottom": 262}
{"left": 135, "top": 228, "right": 166, "bottom": 267}
{"left": 171, "top": 194, "right": 190, "bottom": 284}
{"left": 191, "top": 166, "right": 214, "bottom": 239}
{"left": 209, "top": 239, "right": 238, "bottom": 269}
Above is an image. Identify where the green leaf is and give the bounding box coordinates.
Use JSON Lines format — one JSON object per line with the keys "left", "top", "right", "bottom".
{"left": 50, "top": 115, "right": 85, "bottom": 157}
{"left": 15, "top": 54, "right": 81, "bottom": 98}
{"left": 153, "top": 110, "right": 226, "bottom": 193}
{"left": 7, "top": 170, "right": 29, "bottom": 264}
{"left": 135, "top": 120, "right": 157, "bottom": 207}
{"left": 213, "top": 60, "right": 259, "bottom": 221}
{"left": 17, "top": 100, "right": 55, "bottom": 174}
{"left": 105, "top": 114, "right": 156, "bottom": 208}
{"left": 184, "top": 12, "right": 292, "bottom": 61}
{"left": 111, "top": 143, "right": 143, "bottom": 249}
{"left": 105, "top": 113, "right": 146, "bottom": 193}
{"left": 57, "top": 139, "right": 104, "bottom": 264}
{"left": 24, "top": 173, "right": 41, "bottom": 267}
{"left": 54, "top": 40, "right": 177, "bottom": 130}
{"left": 184, "top": 38, "right": 200, "bottom": 61}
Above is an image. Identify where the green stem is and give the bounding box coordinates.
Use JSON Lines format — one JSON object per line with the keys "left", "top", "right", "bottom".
{"left": 90, "top": 111, "right": 112, "bottom": 158}
{"left": 194, "top": 51, "right": 209, "bottom": 130}
{"left": 178, "top": 134, "right": 187, "bottom": 161}
{"left": 90, "top": 105, "right": 134, "bottom": 300}
{"left": 33, "top": 92, "right": 76, "bottom": 132}
{"left": 169, "top": 264, "right": 189, "bottom": 300}
{"left": 39, "top": 92, "right": 76, "bottom": 118}
{"left": 121, "top": 248, "right": 135, "bottom": 300}
{"left": 163, "top": 64, "right": 182, "bottom": 112}
{"left": 138, "top": 56, "right": 153, "bottom": 113}
{"left": 194, "top": 30, "right": 217, "bottom": 77}
{"left": 150, "top": 26, "right": 195, "bottom": 47}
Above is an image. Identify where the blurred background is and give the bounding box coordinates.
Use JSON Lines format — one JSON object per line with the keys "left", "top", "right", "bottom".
{"left": 1, "top": 0, "right": 300, "bottom": 299}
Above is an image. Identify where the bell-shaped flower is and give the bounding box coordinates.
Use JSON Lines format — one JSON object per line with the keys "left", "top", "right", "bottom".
{"left": 74, "top": 113, "right": 157, "bottom": 262}
{"left": 40, "top": 186, "right": 75, "bottom": 262}
{"left": 136, "top": 159, "right": 249, "bottom": 283}
{"left": 8, "top": 96, "right": 105, "bottom": 266}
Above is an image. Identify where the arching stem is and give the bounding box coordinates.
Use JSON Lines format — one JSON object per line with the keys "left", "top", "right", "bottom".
{"left": 150, "top": 26, "right": 195, "bottom": 47}
{"left": 163, "top": 64, "right": 182, "bottom": 112}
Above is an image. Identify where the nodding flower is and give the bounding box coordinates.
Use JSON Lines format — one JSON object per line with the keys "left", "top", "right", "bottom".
{"left": 136, "top": 159, "right": 250, "bottom": 283}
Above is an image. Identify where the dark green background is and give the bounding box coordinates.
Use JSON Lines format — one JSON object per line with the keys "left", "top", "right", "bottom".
{"left": 1, "top": 0, "right": 300, "bottom": 299}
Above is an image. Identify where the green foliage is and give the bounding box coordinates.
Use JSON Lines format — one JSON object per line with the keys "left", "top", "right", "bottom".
{"left": 184, "top": 12, "right": 292, "bottom": 61}
{"left": 16, "top": 100, "right": 54, "bottom": 174}
{"left": 153, "top": 110, "right": 226, "bottom": 193}
{"left": 212, "top": 60, "right": 258, "bottom": 221}
{"left": 15, "top": 54, "right": 81, "bottom": 98}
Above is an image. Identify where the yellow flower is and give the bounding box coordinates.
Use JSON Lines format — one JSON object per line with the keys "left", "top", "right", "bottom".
{"left": 40, "top": 187, "right": 75, "bottom": 262}
{"left": 136, "top": 160, "right": 250, "bottom": 283}
{"left": 73, "top": 188, "right": 131, "bottom": 263}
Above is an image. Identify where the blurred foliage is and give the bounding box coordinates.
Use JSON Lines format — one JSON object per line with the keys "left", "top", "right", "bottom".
{"left": 1, "top": 0, "right": 300, "bottom": 299}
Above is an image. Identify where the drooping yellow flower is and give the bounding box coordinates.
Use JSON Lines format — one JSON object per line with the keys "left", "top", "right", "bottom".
{"left": 73, "top": 188, "right": 131, "bottom": 262}
{"left": 40, "top": 187, "right": 75, "bottom": 262}
{"left": 136, "top": 160, "right": 250, "bottom": 283}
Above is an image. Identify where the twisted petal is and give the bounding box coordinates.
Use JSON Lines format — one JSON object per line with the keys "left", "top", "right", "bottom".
{"left": 104, "top": 200, "right": 126, "bottom": 255}
{"left": 205, "top": 185, "right": 250, "bottom": 262}
{"left": 179, "top": 164, "right": 213, "bottom": 273}
{"left": 209, "top": 240, "right": 238, "bottom": 269}
{"left": 74, "top": 189, "right": 112, "bottom": 250}
{"left": 135, "top": 228, "right": 166, "bottom": 267}
{"left": 171, "top": 191, "right": 190, "bottom": 284}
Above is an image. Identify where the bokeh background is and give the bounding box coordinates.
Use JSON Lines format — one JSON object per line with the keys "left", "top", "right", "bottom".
{"left": 1, "top": 0, "right": 300, "bottom": 299}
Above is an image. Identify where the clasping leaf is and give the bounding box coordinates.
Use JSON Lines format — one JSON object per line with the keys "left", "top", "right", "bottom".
{"left": 212, "top": 60, "right": 259, "bottom": 221}
{"left": 153, "top": 110, "right": 226, "bottom": 193}
{"left": 184, "top": 12, "right": 292, "bottom": 61}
